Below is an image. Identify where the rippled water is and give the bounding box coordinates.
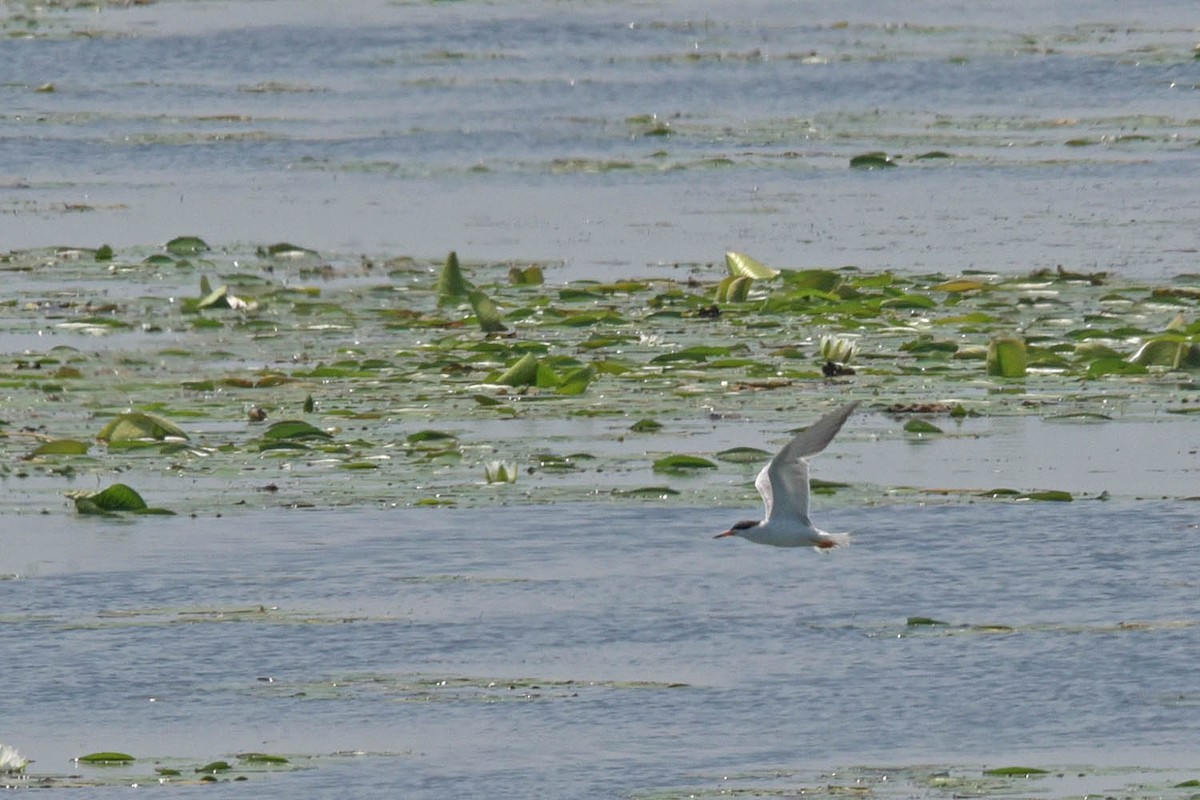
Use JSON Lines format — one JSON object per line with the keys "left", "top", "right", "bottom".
{"left": 3, "top": 0, "right": 1200, "bottom": 796}
{"left": 4, "top": 501, "right": 1200, "bottom": 797}
{"left": 3, "top": 0, "right": 1199, "bottom": 278}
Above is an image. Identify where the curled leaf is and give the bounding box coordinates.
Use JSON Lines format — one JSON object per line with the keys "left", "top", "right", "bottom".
{"left": 496, "top": 352, "right": 539, "bottom": 387}
{"left": 986, "top": 336, "right": 1027, "bottom": 378}
{"left": 724, "top": 251, "right": 780, "bottom": 280}
{"left": 468, "top": 288, "right": 507, "bottom": 333}
{"left": 437, "top": 250, "right": 473, "bottom": 306}
{"left": 97, "top": 412, "right": 188, "bottom": 443}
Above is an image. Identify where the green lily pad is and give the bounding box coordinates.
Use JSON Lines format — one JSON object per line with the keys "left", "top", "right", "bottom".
{"left": 195, "top": 761, "right": 232, "bottom": 773}
{"left": 76, "top": 752, "right": 136, "bottom": 764}
{"left": 983, "top": 766, "right": 1049, "bottom": 776}
{"left": 437, "top": 250, "right": 472, "bottom": 305}
{"left": 652, "top": 454, "right": 718, "bottom": 473}
{"left": 715, "top": 274, "right": 754, "bottom": 302}
{"left": 28, "top": 439, "right": 90, "bottom": 457}
{"left": 508, "top": 264, "right": 544, "bottom": 285}
{"left": 1085, "top": 357, "right": 1148, "bottom": 379}
{"left": 611, "top": 486, "right": 680, "bottom": 497}
{"left": 714, "top": 446, "right": 771, "bottom": 463}
{"left": 987, "top": 336, "right": 1027, "bottom": 377}
{"left": 496, "top": 352, "right": 539, "bottom": 386}
{"left": 468, "top": 288, "right": 507, "bottom": 333}
{"left": 238, "top": 753, "right": 289, "bottom": 764}
{"left": 407, "top": 430, "right": 457, "bottom": 445}
{"left": 904, "top": 418, "right": 943, "bottom": 434}
{"left": 555, "top": 365, "right": 596, "bottom": 395}
{"left": 166, "top": 235, "right": 209, "bottom": 255}
{"left": 97, "top": 411, "right": 188, "bottom": 443}
{"left": 262, "top": 420, "right": 332, "bottom": 441}
{"left": 1019, "top": 490, "right": 1073, "bottom": 502}
{"left": 257, "top": 242, "right": 318, "bottom": 258}
{"left": 907, "top": 616, "right": 949, "bottom": 626}
{"left": 1128, "top": 337, "right": 1200, "bottom": 369}
{"left": 629, "top": 419, "right": 663, "bottom": 432}
{"left": 72, "top": 483, "right": 175, "bottom": 515}
{"left": 725, "top": 251, "right": 780, "bottom": 280}
{"left": 850, "top": 151, "right": 895, "bottom": 168}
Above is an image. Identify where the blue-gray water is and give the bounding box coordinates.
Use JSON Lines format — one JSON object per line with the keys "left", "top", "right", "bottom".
{"left": 2, "top": 0, "right": 1199, "bottom": 279}
{"left": 3, "top": 0, "right": 1200, "bottom": 796}
{"left": 4, "top": 502, "right": 1200, "bottom": 797}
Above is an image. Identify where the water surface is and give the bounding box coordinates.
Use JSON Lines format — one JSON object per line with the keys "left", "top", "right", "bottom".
{"left": 2, "top": 1, "right": 1200, "bottom": 795}
{"left": 5, "top": 502, "right": 1200, "bottom": 796}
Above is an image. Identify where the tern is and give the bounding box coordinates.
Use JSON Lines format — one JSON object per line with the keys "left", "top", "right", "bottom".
{"left": 714, "top": 401, "right": 859, "bottom": 549}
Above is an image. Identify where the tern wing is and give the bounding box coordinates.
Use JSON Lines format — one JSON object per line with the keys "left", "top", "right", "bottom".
{"left": 761, "top": 401, "right": 859, "bottom": 525}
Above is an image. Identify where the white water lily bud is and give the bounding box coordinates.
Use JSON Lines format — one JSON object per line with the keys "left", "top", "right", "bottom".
{"left": 819, "top": 335, "right": 857, "bottom": 365}
{"left": 484, "top": 460, "right": 518, "bottom": 484}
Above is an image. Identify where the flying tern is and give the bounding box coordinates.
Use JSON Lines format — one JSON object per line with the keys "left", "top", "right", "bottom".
{"left": 714, "top": 401, "right": 859, "bottom": 549}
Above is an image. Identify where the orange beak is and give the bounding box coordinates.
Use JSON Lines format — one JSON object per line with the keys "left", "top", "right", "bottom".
{"left": 714, "top": 530, "right": 735, "bottom": 539}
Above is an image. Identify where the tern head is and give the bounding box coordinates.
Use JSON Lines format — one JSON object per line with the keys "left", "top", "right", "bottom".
{"left": 714, "top": 519, "right": 760, "bottom": 539}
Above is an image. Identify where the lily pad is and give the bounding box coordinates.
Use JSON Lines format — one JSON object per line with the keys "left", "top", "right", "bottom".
{"left": 27, "top": 439, "right": 90, "bottom": 457}
{"left": 652, "top": 454, "right": 718, "bottom": 474}
{"left": 850, "top": 151, "right": 896, "bottom": 168}
{"left": 983, "top": 766, "right": 1049, "bottom": 776}
{"left": 237, "top": 753, "right": 289, "bottom": 764}
{"left": 986, "top": 336, "right": 1027, "bottom": 378}
{"left": 714, "top": 446, "right": 771, "bottom": 463}
{"left": 904, "top": 418, "right": 943, "bottom": 434}
{"left": 1128, "top": 337, "right": 1200, "bottom": 370}
{"left": 724, "top": 251, "right": 780, "bottom": 280}
{"left": 467, "top": 288, "right": 507, "bottom": 333}
{"left": 496, "top": 352, "right": 540, "bottom": 387}
{"left": 1019, "top": 490, "right": 1073, "bottom": 502}
{"left": 262, "top": 420, "right": 332, "bottom": 441}
{"left": 166, "top": 235, "right": 209, "bottom": 255}
{"left": 437, "top": 250, "right": 472, "bottom": 305}
{"left": 76, "top": 752, "right": 136, "bottom": 764}
{"left": 97, "top": 412, "right": 188, "bottom": 443}
{"left": 72, "top": 483, "right": 175, "bottom": 515}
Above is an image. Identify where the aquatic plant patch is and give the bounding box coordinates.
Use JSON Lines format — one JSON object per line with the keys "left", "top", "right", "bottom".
{"left": 2, "top": 244, "right": 1197, "bottom": 514}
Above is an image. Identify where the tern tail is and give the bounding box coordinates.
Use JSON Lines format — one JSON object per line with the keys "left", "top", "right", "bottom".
{"left": 814, "top": 532, "right": 850, "bottom": 550}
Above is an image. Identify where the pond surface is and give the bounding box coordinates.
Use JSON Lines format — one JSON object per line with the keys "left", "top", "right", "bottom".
{"left": 2, "top": 0, "right": 1199, "bottom": 279}
{"left": 2, "top": 0, "right": 1200, "bottom": 796}
{"left": 4, "top": 501, "right": 1200, "bottom": 797}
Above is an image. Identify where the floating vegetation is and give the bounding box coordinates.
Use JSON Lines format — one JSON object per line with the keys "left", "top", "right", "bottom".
{"left": 259, "top": 672, "right": 691, "bottom": 705}
{"left": 484, "top": 460, "right": 519, "bottom": 484}
{"left": 75, "top": 752, "right": 135, "bottom": 764}
{"left": 850, "top": 151, "right": 896, "bottom": 168}
{"left": 96, "top": 412, "right": 188, "bottom": 445}
{"left": 69, "top": 483, "right": 175, "bottom": 516}
{"left": 2, "top": 242, "right": 1198, "bottom": 513}
{"left": 0, "top": 743, "right": 27, "bottom": 773}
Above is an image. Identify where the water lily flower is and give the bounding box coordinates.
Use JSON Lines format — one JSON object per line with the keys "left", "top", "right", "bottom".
{"left": 819, "top": 334, "right": 857, "bottom": 365}
{"left": 484, "top": 460, "right": 518, "bottom": 484}
{"left": 0, "top": 743, "right": 28, "bottom": 773}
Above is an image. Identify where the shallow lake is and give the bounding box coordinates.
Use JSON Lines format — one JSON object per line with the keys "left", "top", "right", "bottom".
{"left": 2, "top": 0, "right": 1200, "bottom": 796}
{"left": 5, "top": 501, "right": 1200, "bottom": 797}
